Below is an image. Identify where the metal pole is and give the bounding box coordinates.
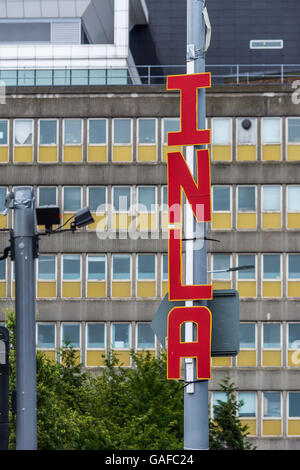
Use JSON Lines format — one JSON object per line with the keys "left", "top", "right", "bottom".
{"left": 13, "top": 186, "right": 37, "bottom": 450}
{"left": 184, "top": 0, "right": 209, "bottom": 450}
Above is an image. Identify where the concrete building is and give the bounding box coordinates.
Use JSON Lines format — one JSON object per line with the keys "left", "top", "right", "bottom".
{"left": 0, "top": 0, "right": 299, "bottom": 451}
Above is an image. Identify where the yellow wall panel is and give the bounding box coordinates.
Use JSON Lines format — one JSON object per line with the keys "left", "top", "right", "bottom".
{"left": 237, "top": 350, "right": 256, "bottom": 367}
{"left": 237, "top": 281, "right": 257, "bottom": 298}
{"left": 137, "top": 145, "right": 157, "bottom": 162}
{"left": 237, "top": 213, "right": 256, "bottom": 229}
{"left": 137, "top": 281, "right": 156, "bottom": 298}
{"left": 162, "top": 213, "right": 168, "bottom": 231}
{"left": 39, "top": 350, "right": 56, "bottom": 361}
{"left": 62, "top": 281, "right": 81, "bottom": 298}
{"left": 113, "top": 350, "right": 131, "bottom": 366}
{"left": 212, "top": 145, "right": 232, "bottom": 161}
{"left": 12, "top": 281, "right": 15, "bottom": 298}
{"left": 162, "top": 281, "right": 168, "bottom": 297}
{"left": 87, "top": 145, "right": 107, "bottom": 162}
{"left": 0, "top": 215, "right": 7, "bottom": 229}
{"left": 288, "top": 350, "right": 300, "bottom": 367}
{"left": 163, "top": 145, "right": 183, "bottom": 162}
{"left": 288, "top": 420, "right": 300, "bottom": 435}
{"left": 263, "top": 420, "right": 282, "bottom": 436}
{"left": 87, "top": 213, "right": 107, "bottom": 231}
{"left": 112, "top": 213, "right": 132, "bottom": 230}
{"left": 287, "top": 145, "right": 300, "bottom": 161}
{"left": 0, "top": 147, "right": 8, "bottom": 163}
{"left": 262, "top": 281, "right": 281, "bottom": 298}
{"left": 62, "top": 350, "right": 80, "bottom": 365}
{"left": 14, "top": 146, "right": 33, "bottom": 162}
{"left": 262, "top": 350, "right": 282, "bottom": 367}
{"left": 112, "top": 145, "right": 132, "bottom": 162}
{"left": 288, "top": 213, "right": 300, "bottom": 229}
{"left": 212, "top": 281, "right": 232, "bottom": 290}
{"left": 212, "top": 213, "right": 231, "bottom": 230}
{"left": 0, "top": 282, "right": 6, "bottom": 297}
{"left": 136, "top": 350, "right": 156, "bottom": 359}
{"left": 137, "top": 213, "right": 157, "bottom": 231}
{"left": 288, "top": 281, "right": 300, "bottom": 298}
{"left": 237, "top": 145, "right": 256, "bottom": 161}
{"left": 86, "top": 350, "right": 106, "bottom": 367}
{"left": 63, "top": 146, "right": 82, "bottom": 162}
{"left": 87, "top": 282, "right": 106, "bottom": 298}
{"left": 62, "top": 213, "right": 75, "bottom": 229}
{"left": 38, "top": 146, "right": 58, "bottom": 162}
{"left": 262, "top": 213, "right": 281, "bottom": 229}
{"left": 212, "top": 357, "right": 232, "bottom": 367}
{"left": 262, "top": 145, "right": 281, "bottom": 161}
{"left": 112, "top": 281, "right": 131, "bottom": 298}
{"left": 37, "top": 281, "right": 57, "bottom": 298}
{"left": 239, "top": 419, "right": 256, "bottom": 436}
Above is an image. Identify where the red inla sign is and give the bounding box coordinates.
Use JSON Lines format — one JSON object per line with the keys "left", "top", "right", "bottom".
{"left": 166, "top": 73, "right": 212, "bottom": 380}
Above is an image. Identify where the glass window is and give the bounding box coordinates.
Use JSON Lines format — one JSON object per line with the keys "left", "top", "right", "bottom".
{"left": 0, "top": 187, "right": 7, "bottom": 212}
{"left": 137, "top": 324, "right": 155, "bottom": 349}
{"left": 238, "top": 392, "right": 256, "bottom": 417}
{"left": 263, "top": 324, "right": 280, "bottom": 349}
{"left": 138, "top": 119, "right": 156, "bottom": 144}
{"left": 89, "top": 69, "right": 106, "bottom": 85}
{"left": 63, "top": 255, "right": 81, "bottom": 281}
{"left": 0, "top": 70, "right": 17, "bottom": 86}
{"left": 212, "top": 392, "right": 227, "bottom": 408}
{"left": 37, "top": 324, "right": 55, "bottom": 349}
{"left": 38, "top": 187, "right": 57, "bottom": 206}
{"left": 0, "top": 259, "right": 6, "bottom": 280}
{"left": 39, "top": 120, "right": 57, "bottom": 145}
{"left": 87, "top": 255, "right": 106, "bottom": 281}
{"left": 18, "top": 70, "right": 34, "bottom": 86}
{"left": 64, "top": 119, "right": 82, "bottom": 145}
{"left": 262, "top": 186, "right": 281, "bottom": 211}
{"left": 113, "top": 187, "right": 131, "bottom": 212}
{"left": 288, "top": 118, "right": 300, "bottom": 143}
{"left": 113, "top": 119, "right": 131, "bottom": 144}
{"left": 87, "top": 324, "right": 105, "bottom": 349}
{"left": 138, "top": 254, "right": 155, "bottom": 280}
{"left": 213, "top": 187, "right": 231, "bottom": 211}
{"left": 36, "top": 70, "right": 52, "bottom": 86}
{"left": 0, "top": 121, "right": 8, "bottom": 145}
{"left": 14, "top": 119, "right": 33, "bottom": 145}
{"left": 287, "top": 186, "right": 300, "bottom": 212}
{"left": 289, "top": 393, "right": 300, "bottom": 417}
{"left": 212, "top": 254, "right": 231, "bottom": 280}
{"left": 38, "top": 255, "right": 56, "bottom": 281}
{"left": 63, "top": 187, "right": 81, "bottom": 212}
{"left": 238, "top": 186, "right": 256, "bottom": 211}
{"left": 53, "top": 69, "right": 71, "bottom": 86}
{"left": 288, "top": 254, "right": 300, "bottom": 280}
{"left": 88, "top": 187, "right": 106, "bottom": 212}
{"left": 240, "top": 323, "right": 256, "bottom": 349}
{"left": 162, "top": 254, "right": 168, "bottom": 281}
{"left": 288, "top": 324, "right": 300, "bottom": 348}
{"left": 138, "top": 187, "right": 156, "bottom": 212}
{"left": 162, "top": 186, "right": 168, "bottom": 208}
{"left": 163, "top": 118, "right": 180, "bottom": 144}
{"left": 71, "top": 69, "right": 88, "bottom": 86}
{"left": 237, "top": 255, "right": 255, "bottom": 280}
{"left": 263, "top": 392, "right": 281, "bottom": 418}
{"left": 89, "top": 119, "right": 106, "bottom": 145}
{"left": 107, "top": 69, "right": 128, "bottom": 85}
{"left": 111, "top": 323, "right": 130, "bottom": 349}
{"left": 62, "top": 324, "right": 80, "bottom": 348}
{"left": 263, "top": 254, "right": 281, "bottom": 280}
{"left": 112, "top": 255, "right": 130, "bottom": 280}
{"left": 212, "top": 118, "right": 232, "bottom": 145}
{"left": 262, "top": 117, "right": 281, "bottom": 144}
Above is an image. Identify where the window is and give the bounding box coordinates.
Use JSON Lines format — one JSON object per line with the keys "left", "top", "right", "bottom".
{"left": 38, "top": 255, "right": 56, "bottom": 281}
{"left": 113, "top": 119, "right": 131, "bottom": 144}
{"left": 0, "top": 259, "right": 6, "bottom": 280}
{"left": 62, "top": 323, "right": 80, "bottom": 348}
{"left": 87, "top": 324, "right": 105, "bottom": 349}
{"left": 137, "top": 186, "right": 156, "bottom": 212}
{"left": 262, "top": 118, "right": 281, "bottom": 144}
{"left": 287, "top": 186, "right": 300, "bottom": 212}
{"left": 14, "top": 119, "right": 33, "bottom": 145}
{"left": 163, "top": 118, "right": 180, "bottom": 144}
{"left": 288, "top": 324, "right": 300, "bottom": 349}
{"left": 288, "top": 118, "right": 300, "bottom": 144}
{"left": 250, "top": 40, "right": 283, "bottom": 49}
{"left": 238, "top": 392, "right": 256, "bottom": 417}
{"left": 162, "top": 254, "right": 168, "bottom": 281}
{"left": 289, "top": 393, "right": 300, "bottom": 417}
{"left": 0, "top": 187, "right": 7, "bottom": 212}
{"left": 237, "top": 255, "right": 256, "bottom": 280}
{"left": 0, "top": 120, "right": 8, "bottom": 145}
{"left": 212, "top": 254, "right": 231, "bottom": 280}
{"left": 111, "top": 323, "right": 130, "bottom": 349}
{"left": 263, "top": 254, "right": 281, "bottom": 280}
{"left": 240, "top": 323, "right": 256, "bottom": 349}
{"left": 137, "top": 254, "right": 155, "bottom": 280}
{"left": 37, "top": 324, "right": 55, "bottom": 349}
{"left": 263, "top": 324, "right": 281, "bottom": 349}
{"left": 63, "top": 187, "right": 82, "bottom": 212}
{"left": 212, "top": 186, "right": 231, "bottom": 212}
{"left": 263, "top": 392, "right": 281, "bottom": 418}
{"left": 138, "top": 119, "right": 156, "bottom": 144}
{"left": 162, "top": 186, "right": 168, "bottom": 208}
{"left": 288, "top": 254, "right": 300, "bottom": 280}
{"left": 113, "top": 186, "right": 131, "bottom": 212}
{"left": 63, "top": 255, "right": 81, "bottom": 281}
{"left": 211, "top": 392, "right": 227, "bottom": 417}
{"left": 137, "top": 324, "right": 155, "bottom": 349}
{"left": 262, "top": 186, "right": 281, "bottom": 211}
{"left": 87, "top": 255, "right": 106, "bottom": 281}
{"left": 88, "top": 187, "right": 106, "bottom": 212}
{"left": 112, "top": 255, "right": 131, "bottom": 280}
{"left": 237, "top": 186, "right": 256, "bottom": 212}
{"left": 212, "top": 118, "right": 232, "bottom": 145}
{"left": 64, "top": 119, "right": 82, "bottom": 145}
{"left": 39, "top": 120, "right": 57, "bottom": 145}
{"left": 38, "top": 187, "right": 57, "bottom": 206}
{"left": 88, "top": 119, "right": 106, "bottom": 145}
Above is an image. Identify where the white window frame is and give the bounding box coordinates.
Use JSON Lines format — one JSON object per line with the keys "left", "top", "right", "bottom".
{"left": 262, "top": 253, "right": 282, "bottom": 282}
{"left": 262, "top": 392, "right": 282, "bottom": 422}
{"left": 111, "top": 322, "right": 131, "bottom": 350}
{"left": 250, "top": 40, "right": 283, "bottom": 50}
{"left": 287, "top": 254, "right": 300, "bottom": 282}
{"left": 36, "top": 322, "right": 56, "bottom": 351}
{"left": 136, "top": 253, "right": 156, "bottom": 282}
{"left": 137, "top": 118, "right": 157, "bottom": 146}
{"left": 86, "top": 322, "right": 106, "bottom": 351}
{"left": 87, "top": 118, "right": 107, "bottom": 146}
{"left": 262, "top": 323, "right": 282, "bottom": 351}
{"left": 236, "top": 117, "right": 257, "bottom": 146}
{"left": 239, "top": 322, "right": 257, "bottom": 351}
{"left": 238, "top": 391, "right": 257, "bottom": 420}
{"left": 212, "top": 185, "right": 232, "bottom": 213}
{"left": 261, "top": 117, "right": 282, "bottom": 145}
{"left": 211, "top": 253, "right": 232, "bottom": 281}
{"left": 86, "top": 254, "right": 107, "bottom": 284}
{"left": 87, "top": 186, "right": 107, "bottom": 213}
{"left": 63, "top": 118, "right": 83, "bottom": 146}
{"left": 0, "top": 257, "right": 6, "bottom": 282}
{"left": 37, "top": 254, "right": 57, "bottom": 282}
{"left": 62, "top": 186, "right": 82, "bottom": 213}
{"left": 286, "top": 117, "right": 300, "bottom": 145}
{"left": 112, "top": 254, "right": 131, "bottom": 282}
{"left": 210, "top": 391, "right": 229, "bottom": 419}
{"left": 38, "top": 119, "right": 58, "bottom": 147}
{"left": 162, "top": 117, "right": 180, "bottom": 145}
{"left": 212, "top": 117, "right": 232, "bottom": 145}
{"left": 136, "top": 322, "right": 156, "bottom": 351}
{"left": 0, "top": 119, "right": 9, "bottom": 147}
{"left": 62, "top": 254, "right": 82, "bottom": 283}
{"left": 288, "top": 392, "right": 300, "bottom": 420}
{"left": 287, "top": 323, "right": 300, "bottom": 366}
{"left": 287, "top": 185, "right": 300, "bottom": 214}
{"left": 61, "top": 322, "right": 81, "bottom": 351}
{"left": 112, "top": 118, "right": 132, "bottom": 146}
{"left": 262, "top": 185, "right": 282, "bottom": 213}
{"left": 236, "top": 185, "right": 257, "bottom": 213}
{"left": 161, "top": 253, "right": 168, "bottom": 282}
{"left": 14, "top": 118, "right": 33, "bottom": 146}
{"left": 37, "top": 186, "right": 58, "bottom": 207}
{"left": 112, "top": 186, "right": 132, "bottom": 214}
{"left": 137, "top": 185, "right": 157, "bottom": 214}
